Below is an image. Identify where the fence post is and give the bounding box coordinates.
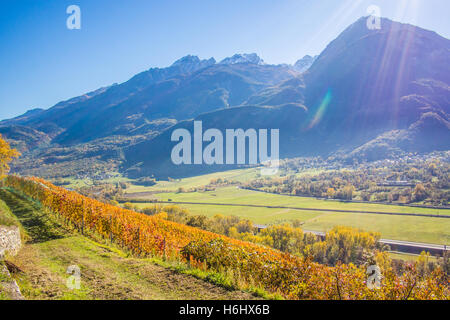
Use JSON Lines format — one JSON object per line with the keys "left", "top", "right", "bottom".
{"left": 137, "top": 227, "right": 140, "bottom": 255}
{"left": 109, "top": 216, "right": 113, "bottom": 243}
{"left": 163, "top": 237, "right": 166, "bottom": 260}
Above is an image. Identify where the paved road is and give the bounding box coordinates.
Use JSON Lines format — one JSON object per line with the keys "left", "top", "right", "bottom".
{"left": 302, "top": 229, "right": 449, "bottom": 255}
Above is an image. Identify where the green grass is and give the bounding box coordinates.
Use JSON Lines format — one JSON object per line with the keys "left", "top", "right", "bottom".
{"left": 124, "top": 167, "right": 328, "bottom": 193}
{"left": 61, "top": 173, "right": 133, "bottom": 189}
{"left": 301, "top": 212, "right": 450, "bottom": 245}
{"left": 126, "top": 168, "right": 259, "bottom": 193}
{"left": 131, "top": 186, "right": 450, "bottom": 244}
{"left": 150, "top": 186, "right": 450, "bottom": 216}
{"left": 62, "top": 168, "right": 259, "bottom": 192}
{"left": 135, "top": 202, "right": 323, "bottom": 224}
{"left": 388, "top": 252, "right": 439, "bottom": 262}
{"left": 0, "top": 198, "right": 20, "bottom": 227}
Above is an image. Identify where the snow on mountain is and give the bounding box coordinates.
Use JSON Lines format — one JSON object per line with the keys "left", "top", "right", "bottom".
{"left": 219, "top": 53, "right": 265, "bottom": 65}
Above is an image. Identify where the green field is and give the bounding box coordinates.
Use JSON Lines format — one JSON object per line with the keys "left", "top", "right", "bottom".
{"left": 62, "top": 174, "right": 133, "bottom": 189}
{"left": 62, "top": 166, "right": 450, "bottom": 245}
{"left": 126, "top": 168, "right": 259, "bottom": 193}
{"left": 131, "top": 186, "right": 450, "bottom": 245}
{"left": 388, "top": 252, "right": 438, "bottom": 262}
{"left": 145, "top": 186, "right": 450, "bottom": 216}
{"left": 123, "top": 167, "right": 328, "bottom": 193}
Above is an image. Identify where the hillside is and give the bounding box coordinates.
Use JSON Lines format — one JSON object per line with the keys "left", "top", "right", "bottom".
{"left": 124, "top": 104, "right": 318, "bottom": 178}
{"left": 124, "top": 18, "right": 450, "bottom": 178}
{"left": 0, "top": 188, "right": 257, "bottom": 300}
{"left": 347, "top": 112, "right": 450, "bottom": 161}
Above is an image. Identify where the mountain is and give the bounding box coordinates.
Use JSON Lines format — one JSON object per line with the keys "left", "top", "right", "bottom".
{"left": 123, "top": 17, "right": 450, "bottom": 177}
{"left": 346, "top": 112, "right": 450, "bottom": 162}
{"left": 2, "top": 17, "right": 449, "bottom": 179}
{"left": 293, "top": 55, "right": 317, "bottom": 73}
{"left": 1, "top": 108, "right": 44, "bottom": 125}
{"left": 1, "top": 54, "right": 297, "bottom": 145}
{"left": 0, "top": 125, "right": 51, "bottom": 153}
{"left": 240, "top": 17, "right": 449, "bottom": 145}
{"left": 244, "top": 76, "right": 306, "bottom": 107}
{"left": 123, "top": 104, "right": 317, "bottom": 178}
{"left": 219, "top": 53, "right": 265, "bottom": 65}
{"left": 171, "top": 55, "right": 216, "bottom": 72}
{"left": 301, "top": 17, "right": 449, "bottom": 145}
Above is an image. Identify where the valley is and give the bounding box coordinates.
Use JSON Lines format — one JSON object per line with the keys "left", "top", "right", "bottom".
{"left": 121, "top": 184, "right": 450, "bottom": 245}
{"left": 0, "top": 13, "right": 449, "bottom": 301}
{"left": 1, "top": 175, "right": 448, "bottom": 300}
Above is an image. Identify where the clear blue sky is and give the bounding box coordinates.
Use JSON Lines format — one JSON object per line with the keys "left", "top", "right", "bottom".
{"left": 1, "top": 0, "right": 449, "bottom": 120}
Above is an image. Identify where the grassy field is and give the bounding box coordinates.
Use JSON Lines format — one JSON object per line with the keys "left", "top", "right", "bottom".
{"left": 60, "top": 168, "right": 260, "bottom": 191}
{"left": 62, "top": 166, "right": 450, "bottom": 245}
{"left": 62, "top": 174, "right": 133, "bottom": 189}
{"left": 147, "top": 186, "right": 450, "bottom": 216}
{"left": 388, "top": 252, "right": 438, "bottom": 262}
{"left": 123, "top": 167, "right": 328, "bottom": 193}
{"left": 131, "top": 186, "right": 450, "bottom": 244}
{"left": 126, "top": 168, "right": 259, "bottom": 193}
{"left": 0, "top": 188, "right": 257, "bottom": 300}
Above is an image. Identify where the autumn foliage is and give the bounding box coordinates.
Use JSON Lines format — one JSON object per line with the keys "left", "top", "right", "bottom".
{"left": 0, "top": 134, "right": 20, "bottom": 178}
{"left": 4, "top": 175, "right": 449, "bottom": 300}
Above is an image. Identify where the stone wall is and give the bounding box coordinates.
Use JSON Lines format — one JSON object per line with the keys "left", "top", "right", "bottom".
{"left": 0, "top": 226, "right": 21, "bottom": 258}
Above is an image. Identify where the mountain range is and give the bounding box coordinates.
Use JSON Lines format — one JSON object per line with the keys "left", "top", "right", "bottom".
{"left": 1, "top": 17, "right": 449, "bottom": 179}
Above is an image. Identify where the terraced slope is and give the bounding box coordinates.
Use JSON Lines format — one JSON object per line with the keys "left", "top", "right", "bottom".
{"left": 0, "top": 188, "right": 256, "bottom": 300}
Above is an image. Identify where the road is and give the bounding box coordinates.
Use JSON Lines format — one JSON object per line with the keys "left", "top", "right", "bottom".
{"left": 302, "top": 229, "right": 449, "bottom": 255}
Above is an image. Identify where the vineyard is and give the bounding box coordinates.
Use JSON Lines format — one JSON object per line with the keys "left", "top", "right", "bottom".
{"left": 3, "top": 175, "right": 449, "bottom": 300}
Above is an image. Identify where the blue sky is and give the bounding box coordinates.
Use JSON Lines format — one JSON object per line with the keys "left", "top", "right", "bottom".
{"left": 1, "top": 0, "right": 449, "bottom": 120}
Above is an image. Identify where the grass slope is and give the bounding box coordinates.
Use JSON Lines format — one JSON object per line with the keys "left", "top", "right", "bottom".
{"left": 0, "top": 188, "right": 257, "bottom": 300}
{"left": 0, "top": 198, "right": 20, "bottom": 227}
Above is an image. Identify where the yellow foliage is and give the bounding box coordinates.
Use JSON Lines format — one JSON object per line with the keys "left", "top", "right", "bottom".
{"left": 0, "top": 134, "right": 20, "bottom": 178}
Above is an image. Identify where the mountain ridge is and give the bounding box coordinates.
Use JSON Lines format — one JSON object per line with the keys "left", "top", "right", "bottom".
{"left": 2, "top": 17, "right": 449, "bottom": 178}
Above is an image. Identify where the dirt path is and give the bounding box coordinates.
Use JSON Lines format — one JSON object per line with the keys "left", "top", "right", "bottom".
{"left": 0, "top": 188, "right": 257, "bottom": 300}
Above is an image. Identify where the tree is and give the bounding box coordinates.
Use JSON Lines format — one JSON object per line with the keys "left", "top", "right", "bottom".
{"left": 428, "top": 162, "right": 437, "bottom": 176}
{"left": 326, "top": 187, "right": 336, "bottom": 198}
{"left": 260, "top": 224, "right": 304, "bottom": 253}
{"left": 186, "top": 215, "right": 209, "bottom": 229}
{"left": 0, "top": 134, "right": 20, "bottom": 178}
{"left": 413, "top": 183, "right": 428, "bottom": 202}
{"left": 123, "top": 202, "right": 134, "bottom": 210}
{"left": 342, "top": 184, "right": 355, "bottom": 200}
{"left": 361, "top": 191, "right": 371, "bottom": 201}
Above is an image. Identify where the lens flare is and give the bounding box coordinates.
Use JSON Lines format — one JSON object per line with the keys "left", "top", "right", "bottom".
{"left": 305, "top": 90, "right": 332, "bottom": 130}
